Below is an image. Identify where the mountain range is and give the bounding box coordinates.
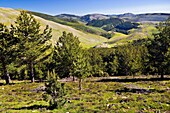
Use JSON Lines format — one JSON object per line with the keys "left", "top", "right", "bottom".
{"left": 56, "top": 13, "right": 170, "bottom": 23}
{"left": 0, "top": 7, "right": 169, "bottom": 48}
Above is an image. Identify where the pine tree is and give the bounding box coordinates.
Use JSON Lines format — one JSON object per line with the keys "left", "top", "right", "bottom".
{"left": 116, "top": 44, "right": 144, "bottom": 76}
{"left": 56, "top": 32, "right": 91, "bottom": 90}
{"left": 72, "top": 49, "right": 91, "bottom": 90}
{"left": 14, "top": 11, "right": 52, "bottom": 82}
{"left": 43, "top": 70, "right": 66, "bottom": 109}
{"left": 56, "top": 32, "right": 81, "bottom": 79}
{"left": 88, "top": 48, "right": 105, "bottom": 76}
{"left": 147, "top": 18, "right": 170, "bottom": 78}
{"left": 0, "top": 23, "right": 18, "bottom": 84}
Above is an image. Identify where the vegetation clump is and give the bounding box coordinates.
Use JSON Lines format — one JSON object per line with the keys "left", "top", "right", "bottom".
{"left": 43, "top": 71, "right": 66, "bottom": 109}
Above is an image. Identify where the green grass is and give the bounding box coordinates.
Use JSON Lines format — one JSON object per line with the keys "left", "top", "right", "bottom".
{"left": 0, "top": 77, "right": 169, "bottom": 113}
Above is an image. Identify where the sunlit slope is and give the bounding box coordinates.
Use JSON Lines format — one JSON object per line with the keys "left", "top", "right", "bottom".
{"left": 0, "top": 7, "right": 108, "bottom": 47}
{"left": 105, "top": 24, "right": 157, "bottom": 47}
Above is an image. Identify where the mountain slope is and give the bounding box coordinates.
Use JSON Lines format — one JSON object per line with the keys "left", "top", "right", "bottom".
{"left": 0, "top": 7, "right": 108, "bottom": 48}
{"left": 31, "top": 11, "right": 110, "bottom": 38}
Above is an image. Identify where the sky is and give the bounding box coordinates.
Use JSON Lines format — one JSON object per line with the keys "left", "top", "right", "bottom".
{"left": 0, "top": 0, "right": 170, "bottom": 15}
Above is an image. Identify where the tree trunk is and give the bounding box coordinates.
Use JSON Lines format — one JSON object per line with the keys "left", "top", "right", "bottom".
{"left": 78, "top": 78, "right": 82, "bottom": 90}
{"left": 2, "top": 61, "right": 11, "bottom": 84}
{"left": 73, "top": 76, "right": 75, "bottom": 81}
{"left": 161, "top": 72, "right": 164, "bottom": 79}
{"left": 30, "top": 62, "right": 35, "bottom": 82}
{"left": 160, "top": 68, "right": 164, "bottom": 79}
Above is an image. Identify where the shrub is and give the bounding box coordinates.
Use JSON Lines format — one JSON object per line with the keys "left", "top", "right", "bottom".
{"left": 43, "top": 70, "right": 66, "bottom": 109}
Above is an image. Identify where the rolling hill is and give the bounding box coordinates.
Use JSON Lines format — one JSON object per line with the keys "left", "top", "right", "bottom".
{"left": 0, "top": 7, "right": 108, "bottom": 48}
{"left": 55, "top": 13, "right": 168, "bottom": 39}
{"left": 30, "top": 11, "right": 110, "bottom": 38}
{"left": 0, "top": 7, "right": 165, "bottom": 48}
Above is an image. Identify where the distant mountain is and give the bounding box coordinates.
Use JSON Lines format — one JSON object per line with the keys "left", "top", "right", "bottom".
{"left": 56, "top": 13, "right": 109, "bottom": 22}
{"left": 56, "top": 14, "right": 80, "bottom": 20}
{"left": 117, "top": 13, "right": 170, "bottom": 22}
{"left": 118, "top": 13, "right": 136, "bottom": 18}
{"left": 133, "top": 13, "right": 170, "bottom": 22}
{"left": 80, "top": 14, "right": 109, "bottom": 22}
{"left": 56, "top": 13, "right": 170, "bottom": 23}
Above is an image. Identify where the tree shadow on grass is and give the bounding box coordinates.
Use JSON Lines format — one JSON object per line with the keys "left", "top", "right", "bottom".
{"left": 115, "top": 87, "right": 166, "bottom": 94}
{"left": 12, "top": 104, "right": 49, "bottom": 110}
{"left": 0, "top": 83, "right": 4, "bottom": 86}
{"left": 0, "top": 82, "right": 16, "bottom": 86}
{"left": 97, "top": 77, "right": 170, "bottom": 83}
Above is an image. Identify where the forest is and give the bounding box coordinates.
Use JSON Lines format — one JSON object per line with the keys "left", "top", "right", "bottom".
{"left": 0, "top": 11, "right": 170, "bottom": 112}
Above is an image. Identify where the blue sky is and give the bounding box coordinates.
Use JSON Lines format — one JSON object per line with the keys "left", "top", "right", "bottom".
{"left": 0, "top": 0, "right": 170, "bottom": 15}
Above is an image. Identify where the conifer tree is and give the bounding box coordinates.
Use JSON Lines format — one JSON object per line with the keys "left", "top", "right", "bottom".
{"left": 56, "top": 32, "right": 91, "bottom": 90}
{"left": 0, "top": 23, "right": 18, "bottom": 84}
{"left": 44, "top": 70, "right": 66, "bottom": 109}
{"left": 147, "top": 18, "right": 170, "bottom": 78}
{"left": 56, "top": 32, "right": 81, "bottom": 79}
{"left": 116, "top": 44, "right": 144, "bottom": 76}
{"left": 14, "top": 11, "right": 52, "bottom": 82}
{"left": 72, "top": 49, "right": 91, "bottom": 90}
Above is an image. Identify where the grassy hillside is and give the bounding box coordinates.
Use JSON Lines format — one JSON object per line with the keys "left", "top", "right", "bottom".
{"left": 28, "top": 10, "right": 160, "bottom": 48}
{"left": 104, "top": 23, "right": 157, "bottom": 47}
{"left": 0, "top": 7, "right": 108, "bottom": 48}
{"left": 30, "top": 11, "right": 108, "bottom": 37}
{"left": 31, "top": 11, "right": 158, "bottom": 48}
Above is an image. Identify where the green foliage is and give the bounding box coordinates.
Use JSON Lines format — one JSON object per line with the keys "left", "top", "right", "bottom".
{"left": 116, "top": 22, "right": 139, "bottom": 30}
{"left": 116, "top": 44, "right": 147, "bottom": 76}
{"left": 56, "top": 31, "right": 91, "bottom": 90}
{"left": 102, "top": 24, "right": 115, "bottom": 31}
{"left": 146, "top": 18, "right": 170, "bottom": 77}
{"left": 56, "top": 32, "right": 91, "bottom": 78}
{"left": 87, "top": 18, "right": 139, "bottom": 34}
{"left": 101, "top": 33, "right": 113, "bottom": 39}
{"left": 44, "top": 71, "right": 66, "bottom": 109}
{"left": 13, "top": 11, "right": 52, "bottom": 82}
{"left": 88, "top": 48, "right": 105, "bottom": 76}
{"left": 55, "top": 32, "right": 80, "bottom": 78}
{"left": 89, "top": 48, "right": 119, "bottom": 76}
{"left": 72, "top": 49, "right": 91, "bottom": 79}
{"left": 87, "top": 18, "right": 123, "bottom": 28}
{"left": 0, "top": 23, "right": 18, "bottom": 84}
